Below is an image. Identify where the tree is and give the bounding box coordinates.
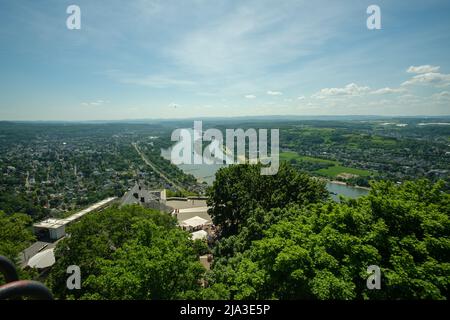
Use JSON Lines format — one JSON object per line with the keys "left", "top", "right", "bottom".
{"left": 207, "top": 162, "right": 328, "bottom": 237}
{"left": 81, "top": 219, "right": 205, "bottom": 300}
{"left": 208, "top": 180, "right": 450, "bottom": 300}
{"left": 47, "top": 205, "right": 206, "bottom": 299}
{"left": 0, "top": 211, "right": 36, "bottom": 284}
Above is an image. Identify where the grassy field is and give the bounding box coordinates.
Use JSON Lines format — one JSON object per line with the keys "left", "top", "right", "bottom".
{"left": 316, "top": 165, "right": 372, "bottom": 177}
{"left": 280, "top": 151, "right": 372, "bottom": 178}
{"left": 371, "top": 136, "right": 398, "bottom": 146}
{"left": 280, "top": 151, "right": 337, "bottom": 164}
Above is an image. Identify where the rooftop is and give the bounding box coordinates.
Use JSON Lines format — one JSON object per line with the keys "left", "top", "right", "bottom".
{"left": 33, "top": 197, "right": 116, "bottom": 229}
{"left": 120, "top": 181, "right": 162, "bottom": 206}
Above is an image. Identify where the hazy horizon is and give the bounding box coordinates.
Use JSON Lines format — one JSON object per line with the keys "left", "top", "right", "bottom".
{"left": 2, "top": 114, "right": 450, "bottom": 123}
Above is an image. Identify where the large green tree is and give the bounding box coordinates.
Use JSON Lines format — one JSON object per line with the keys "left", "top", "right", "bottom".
{"left": 81, "top": 219, "right": 205, "bottom": 299}
{"left": 208, "top": 180, "right": 450, "bottom": 300}
{"left": 0, "top": 211, "right": 35, "bottom": 284}
{"left": 207, "top": 162, "right": 328, "bottom": 237}
{"left": 47, "top": 205, "right": 205, "bottom": 299}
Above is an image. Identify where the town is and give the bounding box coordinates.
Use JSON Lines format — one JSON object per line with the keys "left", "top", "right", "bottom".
{"left": 1, "top": 118, "right": 449, "bottom": 225}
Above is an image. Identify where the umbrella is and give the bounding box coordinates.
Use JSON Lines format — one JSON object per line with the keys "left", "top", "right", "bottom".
{"left": 191, "top": 230, "right": 208, "bottom": 240}
{"left": 182, "top": 216, "right": 208, "bottom": 228}
{"left": 27, "top": 248, "right": 55, "bottom": 269}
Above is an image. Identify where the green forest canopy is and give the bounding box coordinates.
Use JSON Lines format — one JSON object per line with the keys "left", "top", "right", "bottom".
{"left": 1, "top": 163, "right": 449, "bottom": 300}
{"left": 207, "top": 165, "right": 449, "bottom": 300}
{"left": 47, "top": 205, "right": 206, "bottom": 300}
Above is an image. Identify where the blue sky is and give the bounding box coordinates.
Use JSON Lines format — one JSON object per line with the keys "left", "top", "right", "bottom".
{"left": 0, "top": 0, "right": 449, "bottom": 120}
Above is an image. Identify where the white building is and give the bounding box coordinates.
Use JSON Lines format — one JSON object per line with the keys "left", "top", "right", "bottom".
{"left": 33, "top": 197, "right": 116, "bottom": 240}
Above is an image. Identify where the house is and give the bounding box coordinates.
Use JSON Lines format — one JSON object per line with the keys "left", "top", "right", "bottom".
{"left": 120, "top": 181, "right": 170, "bottom": 212}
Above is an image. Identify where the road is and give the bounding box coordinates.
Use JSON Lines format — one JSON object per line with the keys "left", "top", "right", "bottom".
{"left": 132, "top": 142, "right": 185, "bottom": 193}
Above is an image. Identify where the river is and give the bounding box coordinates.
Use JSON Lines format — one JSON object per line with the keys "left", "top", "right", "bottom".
{"left": 161, "top": 144, "right": 369, "bottom": 201}
{"left": 325, "top": 182, "right": 369, "bottom": 201}
{"left": 161, "top": 148, "right": 369, "bottom": 200}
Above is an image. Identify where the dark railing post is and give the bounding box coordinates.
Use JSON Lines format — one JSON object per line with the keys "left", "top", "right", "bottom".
{"left": 0, "top": 256, "right": 19, "bottom": 283}
{"left": 0, "top": 255, "right": 54, "bottom": 300}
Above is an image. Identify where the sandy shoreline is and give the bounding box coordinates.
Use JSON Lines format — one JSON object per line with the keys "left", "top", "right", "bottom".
{"left": 315, "top": 177, "right": 371, "bottom": 191}
{"left": 328, "top": 180, "right": 371, "bottom": 191}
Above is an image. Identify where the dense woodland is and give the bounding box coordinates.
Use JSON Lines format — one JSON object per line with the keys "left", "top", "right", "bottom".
{"left": 2, "top": 163, "right": 448, "bottom": 299}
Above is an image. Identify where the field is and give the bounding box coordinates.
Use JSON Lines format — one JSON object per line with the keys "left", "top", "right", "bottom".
{"left": 316, "top": 165, "right": 372, "bottom": 178}
{"left": 280, "top": 151, "right": 372, "bottom": 178}
{"left": 280, "top": 151, "right": 337, "bottom": 164}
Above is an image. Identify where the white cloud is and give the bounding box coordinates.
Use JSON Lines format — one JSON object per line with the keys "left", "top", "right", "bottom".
{"left": 105, "top": 70, "right": 195, "bottom": 88}
{"left": 297, "top": 96, "right": 305, "bottom": 100}
{"left": 370, "top": 87, "right": 405, "bottom": 95}
{"left": 267, "top": 90, "right": 283, "bottom": 96}
{"left": 120, "top": 75, "right": 195, "bottom": 88}
{"left": 432, "top": 91, "right": 450, "bottom": 102}
{"left": 407, "top": 65, "right": 440, "bottom": 74}
{"left": 397, "top": 94, "right": 423, "bottom": 104}
{"left": 167, "top": 1, "right": 350, "bottom": 77}
{"left": 81, "top": 100, "right": 107, "bottom": 106}
{"left": 401, "top": 72, "right": 450, "bottom": 87}
{"left": 312, "top": 83, "right": 370, "bottom": 99}
{"left": 244, "top": 94, "right": 256, "bottom": 99}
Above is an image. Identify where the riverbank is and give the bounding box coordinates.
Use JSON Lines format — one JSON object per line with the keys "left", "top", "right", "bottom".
{"left": 161, "top": 147, "right": 371, "bottom": 199}
{"left": 328, "top": 179, "right": 371, "bottom": 191}
{"left": 314, "top": 176, "right": 370, "bottom": 191}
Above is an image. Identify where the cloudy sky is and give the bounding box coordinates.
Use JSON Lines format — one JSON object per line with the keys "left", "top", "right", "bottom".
{"left": 0, "top": 0, "right": 449, "bottom": 120}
